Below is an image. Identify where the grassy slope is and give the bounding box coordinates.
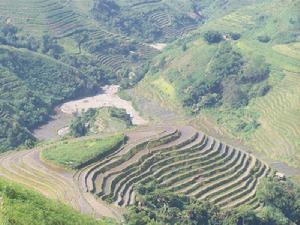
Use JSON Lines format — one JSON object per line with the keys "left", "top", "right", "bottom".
{"left": 134, "top": 0, "right": 300, "bottom": 168}
{"left": 0, "top": 178, "right": 115, "bottom": 225}
{"left": 41, "top": 134, "right": 124, "bottom": 169}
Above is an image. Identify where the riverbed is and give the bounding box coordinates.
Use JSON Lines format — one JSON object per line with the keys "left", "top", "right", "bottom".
{"left": 33, "top": 85, "right": 148, "bottom": 140}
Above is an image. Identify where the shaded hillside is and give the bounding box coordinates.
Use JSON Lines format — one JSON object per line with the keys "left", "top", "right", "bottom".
{"left": 0, "top": 45, "right": 89, "bottom": 152}
{"left": 0, "top": 0, "right": 158, "bottom": 84}
{"left": 92, "top": 0, "right": 203, "bottom": 42}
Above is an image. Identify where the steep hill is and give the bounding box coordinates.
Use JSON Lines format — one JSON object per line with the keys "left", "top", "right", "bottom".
{"left": 0, "top": 45, "right": 90, "bottom": 152}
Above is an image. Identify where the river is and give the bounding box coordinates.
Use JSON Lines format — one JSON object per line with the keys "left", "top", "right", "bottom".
{"left": 33, "top": 85, "right": 148, "bottom": 140}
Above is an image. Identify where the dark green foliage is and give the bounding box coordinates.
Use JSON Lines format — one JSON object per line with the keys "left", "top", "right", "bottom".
{"left": 222, "top": 208, "right": 262, "bottom": 225}
{"left": 70, "top": 118, "right": 88, "bottom": 137}
{"left": 179, "top": 43, "right": 270, "bottom": 112}
{"left": 241, "top": 57, "right": 270, "bottom": 84}
{"left": 125, "top": 178, "right": 300, "bottom": 225}
{"left": 0, "top": 20, "right": 123, "bottom": 151}
{"left": 0, "top": 178, "right": 114, "bottom": 225}
{"left": 257, "top": 35, "right": 271, "bottom": 43}
{"left": 110, "top": 107, "right": 132, "bottom": 126}
{"left": 70, "top": 109, "right": 97, "bottom": 137}
{"left": 222, "top": 77, "right": 248, "bottom": 108}
{"left": 229, "top": 32, "right": 241, "bottom": 40}
{"left": 257, "top": 177, "right": 300, "bottom": 224}
{"left": 0, "top": 46, "right": 90, "bottom": 151}
{"left": 0, "top": 23, "right": 40, "bottom": 52}
{"left": 69, "top": 107, "right": 132, "bottom": 137}
{"left": 204, "top": 31, "right": 223, "bottom": 44}
{"left": 209, "top": 43, "right": 244, "bottom": 78}
{"left": 42, "top": 34, "right": 64, "bottom": 59}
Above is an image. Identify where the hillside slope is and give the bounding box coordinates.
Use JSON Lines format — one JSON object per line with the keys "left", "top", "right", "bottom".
{"left": 0, "top": 178, "right": 115, "bottom": 225}
{"left": 0, "top": 45, "right": 91, "bottom": 152}
{"left": 132, "top": 0, "right": 300, "bottom": 168}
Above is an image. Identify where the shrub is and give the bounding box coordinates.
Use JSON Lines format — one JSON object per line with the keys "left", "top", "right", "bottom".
{"left": 240, "top": 57, "right": 270, "bottom": 84}
{"left": 257, "top": 35, "right": 271, "bottom": 43}
{"left": 204, "top": 31, "right": 223, "bottom": 44}
{"left": 229, "top": 32, "right": 241, "bottom": 40}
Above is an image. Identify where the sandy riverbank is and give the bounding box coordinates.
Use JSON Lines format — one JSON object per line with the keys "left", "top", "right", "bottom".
{"left": 60, "top": 85, "right": 148, "bottom": 126}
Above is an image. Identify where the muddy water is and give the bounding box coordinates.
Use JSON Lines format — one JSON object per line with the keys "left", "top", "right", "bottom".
{"left": 33, "top": 85, "right": 148, "bottom": 140}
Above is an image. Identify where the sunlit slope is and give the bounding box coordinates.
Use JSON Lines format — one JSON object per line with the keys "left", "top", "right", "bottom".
{"left": 249, "top": 72, "right": 300, "bottom": 166}
{"left": 132, "top": 0, "right": 300, "bottom": 168}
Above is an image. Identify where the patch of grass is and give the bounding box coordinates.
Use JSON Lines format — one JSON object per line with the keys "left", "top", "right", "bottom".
{"left": 58, "top": 37, "right": 80, "bottom": 54}
{"left": 0, "top": 178, "right": 115, "bottom": 225}
{"left": 41, "top": 134, "right": 125, "bottom": 169}
{"left": 273, "top": 43, "right": 300, "bottom": 60}
{"left": 151, "top": 77, "right": 177, "bottom": 101}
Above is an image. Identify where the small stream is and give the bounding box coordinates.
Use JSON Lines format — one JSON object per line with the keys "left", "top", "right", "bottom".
{"left": 33, "top": 85, "right": 148, "bottom": 140}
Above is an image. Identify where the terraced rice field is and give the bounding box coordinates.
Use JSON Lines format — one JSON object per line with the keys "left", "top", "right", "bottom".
{"left": 0, "top": 145, "right": 123, "bottom": 220}
{"left": 0, "top": 0, "right": 86, "bottom": 37}
{"left": 250, "top": 72, "right": 300, "bottom": 167}
{"left": 0, "top": 0, "right": 190, "bottom": 76}
{"left": 0, "top": 124, "right": 272, "bottom": 220}
{"left": 76, "top": 126, "right": 271, "bottom": 210}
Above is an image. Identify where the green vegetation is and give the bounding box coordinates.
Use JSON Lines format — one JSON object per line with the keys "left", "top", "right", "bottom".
{"left": 41, "top": 134, "right": 125, "bottom": 169}
{"left": 81, "top": 127, "right": 270, "bottom": 212}
{"left": 141, "top": 41, "right": 270, "bottom": 115}
{"left": 92, "top": 0, "right": 203, "bottom": 42}
{"left": 70, "top": 107, "right": 132, "bottom": 137}
{"left": 0, "top": 0, "right": 164, "bottom": 151}
{"left": 0, "top": 178, "right": 115, "bottom": 225}
{"left": 125, "top": 177, "right": 300, "bottom": 225}
{"left": 134, "top": 0, "right": 300, "bottom": 168}
{"left": 204, "top": 30, "right": 223, "bottom": 44}
{"left": 256, "top": 177, "right": 300, "bottom": 225}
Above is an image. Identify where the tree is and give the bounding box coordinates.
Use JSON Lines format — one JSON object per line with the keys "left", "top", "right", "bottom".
{"left": 241, "top": 57, "right": 270, "bottom": 84}
{"left": 257, "top": 35, "right": 271, "bottom": 43}
{"left": 204, "top": 31, "right": 223, "bottom": 44}
{"left": 257, "top": 177, "right": 300, "bottom": 224}
{"left": 69, "top": 117, "right": 88, "bottom": 137}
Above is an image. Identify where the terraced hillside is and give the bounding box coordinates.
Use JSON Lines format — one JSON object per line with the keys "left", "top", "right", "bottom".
{"left": 75, "top": 126, "right": 271, "bottom": 210}
{"left": 92, "top": 0, "right": 203, "bottom": 42}
{"left": 0, "top": 143, "right": 124, "bottom": 220}
{"left": 0, "top": 0, "right": 158, "bottom": 80}
{"left": 129, "top": 0, "right": 300, "bottom": 171}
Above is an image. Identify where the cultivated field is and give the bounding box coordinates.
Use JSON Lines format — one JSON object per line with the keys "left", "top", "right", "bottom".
{"left": 75, "top": 126, "right": 271, "bottom": 211}
{"left": 0, "top": 125, "right": 272, "bottom": 221}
